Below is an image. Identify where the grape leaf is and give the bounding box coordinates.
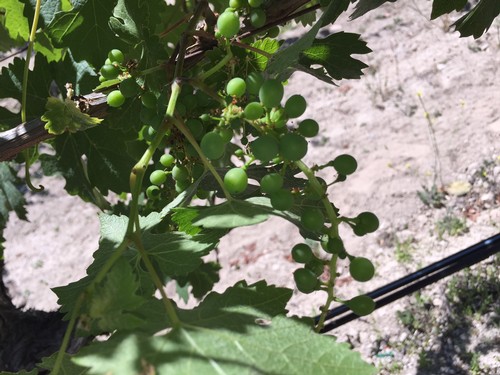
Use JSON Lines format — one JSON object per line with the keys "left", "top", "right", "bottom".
{"left": 72, "top": 282, "right": 375, "bottom": 374}
{"left": 452, "top": 0, "right": 500, "bottom": 38}
{"left": 88, "top": 257, "right": 148, "bottom": 333}
{"left": 175, "top": 261, "right": 221, "bottom": 299}
{"left": 0, "top": 162, "right": 27, "bottom": 227}
{"left": 431, "top": 0, "right": 467, "bottom": 19}
{"left": 250, "top": 38, "right": 280, "bottom": 71}
{"left": 46, "top": 0, "right": 126, "bottom": 67}
{"left": 41, "top": 97, "right": 103, "bottom": 135}
{"left": 38, "top": 352, "right": 89, "bottom": 375}
{"left": 109, "top": 0, "right": 167, "bottom": 45}
{"left": 2, "top": 0, "right": 29, "bottom": 42}
{"left": 0, "top": 55, "right": 53, "bottom": 125}
{"left": 267, "top": 0, "right": 349, "bottom": 79}
{"left": 298, "top": 32, "right": 371, "bottom": 83}
{"left": 20, "top": 0, "right": 62, "bottom": 27}
{"left": 349, "top": 0, "right": 397, "bottom": 20}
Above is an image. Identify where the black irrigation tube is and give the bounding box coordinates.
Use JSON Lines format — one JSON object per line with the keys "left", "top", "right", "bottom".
{"left": 316, "top": 233, "right": 500, "bottom": 333}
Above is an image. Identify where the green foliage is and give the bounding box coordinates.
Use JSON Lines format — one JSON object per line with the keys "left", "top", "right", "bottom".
{"left": 42, "top": 97, "right": 103, "bottom": 134}
{"left": 0, "top": 0, "right": 497, "bottom": 373}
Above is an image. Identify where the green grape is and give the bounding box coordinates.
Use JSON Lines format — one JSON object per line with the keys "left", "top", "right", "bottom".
{"left": 293, "top": 268, "right": 318, "bottom": 294}
{"left": 217, "top": 11, "right": 240, "bottom": 38}
{"left": 229, "top": 0, "right": 247, "bottom": 8}
{"left": 160, "top": 154, "right": 175, "bottom": 168}
{"left": 285, "top": 95, "right": 307, "bottom": 118}
{"left": 199, "top": 113, "right": 211, "bottom": 122}
{"left": 99, "top": 75, "right": 106, "bottom": 83}
{"left": 196, "top": 189, "right": 210, "bottom": 199}
{"left": 300, "top": 207, "right": 325, "bottom": 232}
{"left": 270, "top": 108, "right": 285, "bottom": 123}
{"left": 141, "top": 91, "right": 157, "bottom": 109}
{"left": 321, "top": 236, "right": 344, "bottom": 254}
{"left": 305, "top": 258, "right": 324, "bottom": 276}
{"left": 150, "top": 170, "right": 167, "bottom": 186}
{"left": 244, "top": 102, "right": 264, "bottom": 120}
{"left": 234, "top": 149, "right": 245, "bottom": 158}
{"left": 146, "top": 185, "right": 160, "bottom": 199}
{"left": 100, "top": 64, "right": 119, "bottom": 80}
{"left": 175, "top": 179, "right": 191, "bottom": 193}
{"left": 107, "top": 90, "right": 126, "bottom": 108}
{"left": 267, "top": 26, "right": 280, "bottom": 38}
{"left": 108, "top": 49, "right": 124, "bottom": 64}
{"left": 248, "top": 0, "right": 263, "bottom": 7}
{"left": 246, "top": 71, "right": 264, "bottom": 95}
{"left": 251, "top": 134, "right": 279, "bottom": 162}
{"left": 186, "top": 118, "right": 205, "bottom": 140}
{"left": 260, "top": 173, "right": 283, "bottom": 194}
{"left": 224, "top": 168, "right": 248, "bottom": 194}
{"left": 119, "top": 78, "right": 139, "bottom": 98}
{"left": 332, "top": 154, "right": 357, "bottom": 175}
{"left": 349, "top": 257, "right": 375, "bottom": 282}
{"left": 192, "top": 163, "right": 205, "bottom": 179}
{"left": 298, "top": 119, "right": 319, "bottom": 138}
{"left": 355, "top": 211, "right": 379, "bottom": 234}
{"left": 184, "top": 142, "right": 198, "bottom": 157}
{"left": 142, "top": 126, "right": 156, "bottom": 142}
{"left": 226, "top": 77, "right": 246, "bottom": 97}
{"left": 200, "top": 132, "right": 225, "bottom": 160}
{"left": 104, "top": 58, "right": 112, "bottom": 65}
{"left": 279, "top": 133, "right": 308, "bottom": 161}
{"left": 259, "top": 79, "right": 284, "bottom": 108}
{"left": 172, "top": 165, "right": 189, "bottom": 181}
{"left": 270, "top": 189, "right": 294, "bottom": 210}
{"left": 250, "top": 9, "right": 266, "bottom": 28}
{"left": 291, "top": 243, "right": 313, "bottom": 263}
{"left": 346, "top": 295, "right": 376, "bottom": 316}
{"left": 218, "top": 128, "right": 234, "bottom": 143}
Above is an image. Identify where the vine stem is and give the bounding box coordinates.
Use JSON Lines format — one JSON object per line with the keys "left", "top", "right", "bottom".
{"left": 52, "top": 237, "right": 131, "bottom": 375}
{"left": 171, "top": 116, "right": 233, "bottom": 200}
{"left": 197, "top": 47, "right": 233, "bottom": 81}
{"left": 293, "top": 159, "right": 341, "bottom": 331}
{"left": 21, "top": 0, "right": 43, "bottom": 192}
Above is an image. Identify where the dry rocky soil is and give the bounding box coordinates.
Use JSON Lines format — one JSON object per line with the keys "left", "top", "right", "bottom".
{"left": 2, "top": 2, "right": 500, "bottom": 374}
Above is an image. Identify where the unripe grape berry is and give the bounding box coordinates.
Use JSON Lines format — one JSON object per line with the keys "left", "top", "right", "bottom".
{"left": 279, "top": 133, "right": 308, "bottom": 161}
{"left": 160, "top": 154, "right": 175, "bottom": 168}
{"left": 217, "top": 11, "right": 240, "bottom": 38}
{"left": 119, "top": 78, "right": 139, "bottom": 98}
{"left": 293, "top": 268, "right": 318, "bottom": 294}
{"left": 150, "top": 170, "right": 167, "bottom": 186}
{"left": 218, "top": 128, "right": 233, "bottom": 143}
{"left": 267, "top": 26, "right": 280, "bottom": 38}
{"left": 250, "top": 9, "right": 266, "bottom": 28}
{"left": 298, "top": 119, "right": 319, "bottom": 138}
{"left": 200, "top": 132, "right": 225, "bottom": 160}
{"left": 332, "top": 154, "right": 357, "bottom": 175}
{"left": 107, "top": 90, "right": 126, "bottom": 108}
{"left": 260, "top": 173, "right": 283, "bottom": 194}
{"left": 321, "top": 236, "right": 344, "bottom": 254}
{"left": 146, "top": 185, "right": 160, "bottom": 199}
{"left": 229, "top": 0, "right": 247, "bottom": 9}
{"left": 346, "top": 295, "right": 376, "bottom": 316}
{"left": 108, "top": 49, "right": 124, "bottom": 64}
{"left": 285, "top": 95, "right": 307, "bottom": 118}
{"left": 248, "top": 0, "right": 263, "bottom": 7}
{"left": 172, "top": 165, "right": 189, "bottom": 181}
{"left": 291, "top": 243, "right": 313, "bottom": 263}
{"left": 305, "top": 258, "right": 324, "bottom": 276}
{"left": 355, "top": 211, "right": 379, "bottom": 234}
{"left": 100, "top": 64, "right": 120, "bottom": 80}
{"left": 141, "top": 91, "right": 157, "bottom": 109}
{"left": 226, "top": 77, "right": 246, "bottom": 97}
{"left": 186, "top": 118, "right": 205, "bottom": 140}
{"left": 251, "top": 134, "right": 279, "bottom": 162}
{"left": 259, "top": 79, "right": 284, "bottom": 108}
{"left": 300, "top": 207, "right": 325, "bottom": 232}
{"left": 224, "top": 168, "right": 248, "bottom": 194}
{"left": 270, "top": 189, "right": 294, "bottom": 210}
{"left": 175, "top": 179, "right": 191, "bottom": 193}
{"left": 246, "top": 72, "right": 264, "bottom": 95}
{"left": 244, "top": 102, "right": 264, "bottom": 120}
{"left": 349, "top": 257, "right": 375, "bottom": 282}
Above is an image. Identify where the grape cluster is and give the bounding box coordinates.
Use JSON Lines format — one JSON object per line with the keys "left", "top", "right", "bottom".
{"left": 95, "top": 0, "right": 380, "bottom": 319}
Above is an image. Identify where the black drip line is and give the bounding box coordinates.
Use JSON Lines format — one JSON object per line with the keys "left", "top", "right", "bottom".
{"left": 316, "top": 233, "right": 500, "bottom": 333}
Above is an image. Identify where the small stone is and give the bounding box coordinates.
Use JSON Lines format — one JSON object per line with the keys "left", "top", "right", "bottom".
{"left": 481, "top": 192, "right": 494, "bottom": 202}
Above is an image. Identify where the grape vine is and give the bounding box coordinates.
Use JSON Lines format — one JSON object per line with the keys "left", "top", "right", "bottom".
{"left": 0, "top": 0, "right": 497, "bottom": 374}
